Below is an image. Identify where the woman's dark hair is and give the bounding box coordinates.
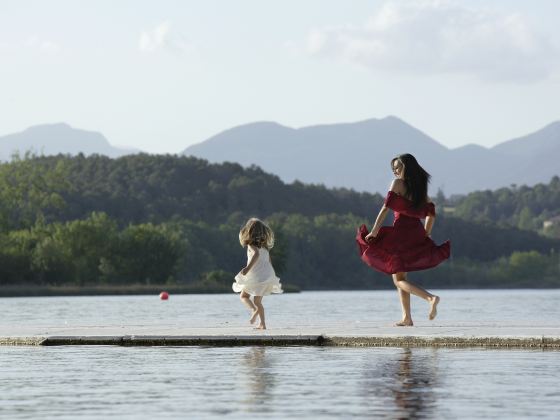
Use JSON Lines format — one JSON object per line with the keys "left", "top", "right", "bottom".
{"left": 391, "top": 153, "right": 431, "bottom": 208}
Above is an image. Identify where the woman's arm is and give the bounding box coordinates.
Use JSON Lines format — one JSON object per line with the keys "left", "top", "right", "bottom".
{"left": 424, "top": 215, "right": 435, "bottom": 237}
{"left": 365, "top": 179, "right": 402, "bottom": 241}
{"left": 365, "top": 206, "right": 390, "bottom": 241}
{"left": 241, "top": 245, "right": 259, "bottom": 275}
{"left": 424, "top": 197, "right": 435, "bottom": 237}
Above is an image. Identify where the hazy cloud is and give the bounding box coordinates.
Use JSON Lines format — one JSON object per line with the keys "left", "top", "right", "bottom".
{"left": 138, "top": 21, "right": 193, "bottom": 54}
{"left": 306, "top": 0, "right": 558, "bottom": 82}
{"left": 24, "top": 36, "right": 62, "bottom": 54}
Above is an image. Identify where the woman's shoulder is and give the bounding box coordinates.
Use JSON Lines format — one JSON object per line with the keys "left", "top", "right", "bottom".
{"left": 384, "top": 187, "right": 408, "bottom": 210}
{"left": 386, "top": 179, "right": 408, "bottom": 203}
{"left": 389, "top": 178, "right": 406, "bottom": 194}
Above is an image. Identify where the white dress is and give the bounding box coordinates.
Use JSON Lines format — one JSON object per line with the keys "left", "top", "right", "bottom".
{"left": 233, "top": 247, "right": 283, "bottom": 296}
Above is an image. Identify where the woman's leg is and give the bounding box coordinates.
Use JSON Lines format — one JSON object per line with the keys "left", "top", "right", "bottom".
{"left": 253, "top": 296, "right": 266, "bottom": 329}
{"left": 393, "top": 272, "right": 440, "bottom": 321}
{"left": 393, "top": 274, "right": 412, "bottom": 326}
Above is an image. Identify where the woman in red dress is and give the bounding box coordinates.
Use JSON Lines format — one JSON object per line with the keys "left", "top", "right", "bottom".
{"left": 356, "top": 154, "right": 450, "bottom": 326}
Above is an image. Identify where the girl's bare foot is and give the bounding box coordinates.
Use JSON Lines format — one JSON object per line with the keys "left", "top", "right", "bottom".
{"left": 394, "top": 319, "right": 413, "bottom": 327}
{"left": 249, "top": 310, "right": 259, "bottom": 325}
{"left": 254, "top": 324, "right": 266, "bottom": 330}
{"left": 429, "top": 295, "right": 440, "bottom": 320}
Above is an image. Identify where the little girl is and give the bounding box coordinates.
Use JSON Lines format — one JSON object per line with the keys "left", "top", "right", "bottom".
{"left": 232, "top": 218, "right": 283, "bottom": 329}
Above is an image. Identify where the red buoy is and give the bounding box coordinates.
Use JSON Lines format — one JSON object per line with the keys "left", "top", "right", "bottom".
{"left": 159, "top": 291, "right": 169, "bottom": 300}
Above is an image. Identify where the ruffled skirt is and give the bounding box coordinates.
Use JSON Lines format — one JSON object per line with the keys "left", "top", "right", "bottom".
{"left": 233, "top": 273, "right": 283, "bottom": 296}
{"left": 356, "top": 224, "right": 450, "bottom": 275}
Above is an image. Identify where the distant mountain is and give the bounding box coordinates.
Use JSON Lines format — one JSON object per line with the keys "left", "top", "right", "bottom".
{"left": 491, "top": 121, "right": 560, "bottom": 187}
{"left": 0, "top": 123, "right": 139, "bottom": 160}
{"left": 183, "top": 116, "right": 560, "bottom": 195}
{"left": 5, "top": 118, "right": 558, "bottom": 195}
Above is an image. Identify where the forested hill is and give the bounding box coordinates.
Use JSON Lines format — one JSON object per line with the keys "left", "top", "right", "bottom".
{"left": 1, "top": 153, "right": 557, "bottom": 259}
{"left": 1, "top": 154, "right": 559, "bottom": 290}
{"left": 0, "top": 153, "right": 379, "bottom": 229}
{"left": 451, "top": 176, "right": 560, "bottom": 235}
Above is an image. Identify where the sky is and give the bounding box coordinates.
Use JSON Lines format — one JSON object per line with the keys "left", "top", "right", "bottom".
{"left": 1, "top": 0, "right": 559, "bottom": 153}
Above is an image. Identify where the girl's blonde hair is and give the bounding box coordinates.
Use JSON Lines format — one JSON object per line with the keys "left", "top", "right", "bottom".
{"left": 239, "top": 218, "right": 275, "bottom": 249}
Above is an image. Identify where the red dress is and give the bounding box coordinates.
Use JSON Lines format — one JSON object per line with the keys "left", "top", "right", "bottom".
{"left": 356, "top": 191, "right": 451, "bottom": 275}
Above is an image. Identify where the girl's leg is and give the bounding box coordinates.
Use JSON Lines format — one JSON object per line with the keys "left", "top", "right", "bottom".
{"left": 393, "top": 272, "right": 440, "bottom": 321}
{"left": 240, "top": 291, "right": 258, "bottom": 323}
{"left": 253, "top": 296, "right": 266, "bottom": 329}
{"left": 392, "top": 274, "right": 413, "bottom": 326}
{"left": 249, "top": 305, "right": 259, "bottom": 325}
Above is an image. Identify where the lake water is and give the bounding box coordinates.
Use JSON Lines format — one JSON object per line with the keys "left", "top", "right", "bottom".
{"left": 1, "top": 290, "right": 559, "bottom": 419}
{"left": 2, "top": 289, "right": 559, "bottom": 327}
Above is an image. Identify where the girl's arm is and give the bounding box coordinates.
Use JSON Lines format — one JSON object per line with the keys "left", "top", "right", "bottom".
{"left": 365, "top": 206, "right": 389, "bottom": 241}
{"left": 241, "top": 245, "right": 259, "bottom": 275}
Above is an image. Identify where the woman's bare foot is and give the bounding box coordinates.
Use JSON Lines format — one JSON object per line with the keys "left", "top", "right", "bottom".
{"left": 254, "top": 324, "right": 266, "bottom": 330}
{"left": 429, "top": 295, "right": 440, "bottom": 320}
{"left": 249, "top": 310, "right": 259, "bottom": 325}
{"left": 395, "top": 319, "right": 413, "bottom": 327}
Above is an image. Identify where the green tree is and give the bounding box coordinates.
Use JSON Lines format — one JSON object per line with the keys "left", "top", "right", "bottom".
{"left": 0, "top": 153, "right": 68, "bottom": 231}
{"left": 517, "top": 206, "right": 535, "bottom": 230}
{"left": 31, "top": 212, "right": 118, "bottom": 285}
{"left": 0, "top": 229, "right": 37, "bottom": 284}
{"left": 507, "top": 250, "right": 548, "bottom": 281}
{"left": 106, "top": 223, "right": 184, "bottom": 284}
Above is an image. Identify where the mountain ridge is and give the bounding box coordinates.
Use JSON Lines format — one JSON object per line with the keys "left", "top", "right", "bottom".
{"left": 0, "top": 122, "right": 139, "bottom": 160}
{"left": 183, "top": 116, "right": 560, "bottom": 195}
{"left": 2, "top": 117, "right": 558, "bottom": 195}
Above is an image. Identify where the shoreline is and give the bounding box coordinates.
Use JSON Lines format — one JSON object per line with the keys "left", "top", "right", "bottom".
{"left": 0, "top": 285, "right": 558, "bottom": 298}
{"left": 0, "top": 283, "right": 301, "bottom": 297}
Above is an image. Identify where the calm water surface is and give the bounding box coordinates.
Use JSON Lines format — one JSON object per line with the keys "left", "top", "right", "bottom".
{"left": 1, "top": 290, "right": 559, "bottom": 419}
{"left": 1, "top": 289, "right": 559, "bottom": 327}
{"left": 1, "top": 346, "right": 559, "bottom": 419}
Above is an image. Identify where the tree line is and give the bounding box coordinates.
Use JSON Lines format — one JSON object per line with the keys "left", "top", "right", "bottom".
{"left": 449, "top": 176, "right": 560, "bottom": 236}
{"left": 0, "top": 153, "right": 378, "bottom": 230}
{"left": 0, "top": 153, "right": 559, "bottom": 290}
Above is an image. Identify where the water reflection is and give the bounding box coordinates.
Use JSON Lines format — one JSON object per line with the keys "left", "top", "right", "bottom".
{"left": 392, "top": 348, "right": 438, "bottom": 418}
{"left": 241, "top": 347, "right": 275, "bottom": 412}
{"left": 365, "top": 348, "right": 439, "bottom": 418}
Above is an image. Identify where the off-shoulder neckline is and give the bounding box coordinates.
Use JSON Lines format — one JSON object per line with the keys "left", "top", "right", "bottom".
{"left": 387, "top": 190, "right": 433, "bottom": 205}
{"left": 387, "top": 190, "right": 411, "bottom": 201}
